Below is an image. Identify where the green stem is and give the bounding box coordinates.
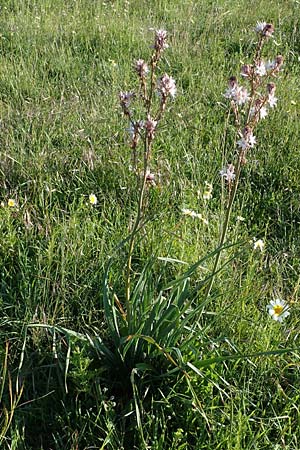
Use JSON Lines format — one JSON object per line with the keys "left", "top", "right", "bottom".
{"left": 206, "top": 33, "right": 267, "bottom": 298}
{"left": 125, "top": 137, "right": 151, "bottom": 324}
{"left": 206, "top": 152, "right": 243, "bottom": 298}
{"left": 124, "top": 48, "right": 162, "bottom": 322}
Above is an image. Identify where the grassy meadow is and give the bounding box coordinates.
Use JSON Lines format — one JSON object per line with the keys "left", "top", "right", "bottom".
{"left": 0, "top": 0, "right": 300, "bottom": 448}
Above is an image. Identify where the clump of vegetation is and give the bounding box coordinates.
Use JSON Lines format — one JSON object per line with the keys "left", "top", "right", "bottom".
{"left": 0, "top": 2, "right": 299, "bottom": 449}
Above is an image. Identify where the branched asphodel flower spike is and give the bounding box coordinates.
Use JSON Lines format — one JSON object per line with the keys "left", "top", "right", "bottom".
{"left": 119, "top": 29, "right": 176, "bottom": 324}
{"left": 206, "top": 22, "right": 282, "bottom": 298}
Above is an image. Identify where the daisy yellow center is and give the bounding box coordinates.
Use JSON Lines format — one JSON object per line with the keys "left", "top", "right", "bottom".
{"left": 89, "top": 195, "right": 97, "bottom": 205}
{"left": 274, "top": 305, "right": 283, "bottom": 315}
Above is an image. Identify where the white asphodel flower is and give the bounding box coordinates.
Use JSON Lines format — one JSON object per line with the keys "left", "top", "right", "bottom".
{"left": 267, "top": 299, "right": 290, "bottom": 322}
{"left": 268, "top": 95, "right": 278, "bottom": 108}
{"left": 154, "top": 29, "right": 169, "bottom": 51}
{"left": 234, "top": 86, "right": 250, "bottom": 105}
{"left": 224, "top": 84, "right": 250, "bottom": 105}
{"left": 238, "top": 130, "right": 256, "bottom": 149}
{"left": 250, "top": 105, "right": 268, "bottom": 120}
{"left": 134, "top": 59, "right": 149, "bottom": 77}
{"left": 248, "top": 133, "right": 257, "bottom": 147}
{"left": 157, "top": 73, "right": 176, "bottom": 98}
{"left": 237, "top": 137, "right": 248, "bottom": 150}
{"left": 224, "top": 87, "right": 235, "bottom": 99}
{"left": 144, "top": 115, "right": 157, "bottom": 139}
{"left": 220, "top": 164, "right": 235, "bottom": 182}
{"left": 255, "top": 21, "right": 267, "bottom": 33}
{"left": 265, "top": 59, "right": 276, "bottom": 71}
{"left": 255, "top": 61, "right": 267, "bottom": 77}
{"left": 259, "top": 106, "right": 268, "bottom": 119}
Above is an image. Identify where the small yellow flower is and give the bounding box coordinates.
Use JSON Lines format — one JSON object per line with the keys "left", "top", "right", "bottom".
{"left": 8, "top": 199, "right": 16, "bottom": 207}
{"left": 89, "top": 193, "right": 97, "bottom": 205}
{"left": 203, "top": 190, "right": 212, "bottom": 200}
{"left": 203, "top": 182, "right": 213, "bottom": 200}
{"left": 108, "top": 59, "right": 117, "bottom": 67}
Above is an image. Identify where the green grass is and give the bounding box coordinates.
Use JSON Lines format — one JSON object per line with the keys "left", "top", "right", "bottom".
{"left": 0, "top": 0, "right": 300, "bottom": 449}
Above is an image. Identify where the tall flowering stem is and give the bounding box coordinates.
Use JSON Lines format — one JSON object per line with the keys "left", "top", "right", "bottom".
{"left": 206, "top": 22, "right": 282, "bottom": 297}
{"left": 120, "top": 29, "right": 176, "bottom": 323}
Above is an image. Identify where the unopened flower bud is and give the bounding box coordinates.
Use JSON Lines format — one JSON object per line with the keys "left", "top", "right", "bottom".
{"left": 154, "top": 29, "right": 169, "bottom": 52}
{"left": 243, "top": 126, "right": 251, "bottom": 138}
{"left": 263, "top": 23, "right": 274, "bottom": 37}
{"left": 241, "top": 65, "right": 251, "bottom": 77}
{"left": 274, "top": 55, "right": 284, "bottom": 71}
{"left": 135, "top": 59, "right": 149, "bottom": 78}
{"left": 145, "top": 170, "right": 156, "bottom": 186}
{"left": 228, "top": 76, "right": 238, "bottom": 89}
{"left": 144, "top": 115, "right": 157, "bottom": 140}
{"left": 250, "top": 99, "right": 268, "bottom": 120}
{"left": 237, "top": 127, "right": 256, "bottom": 149}
{"left": 119, "top": 91, "right": 134, "bottom": 114}
{"left": 254, "top": 98, "right": 263, "bottom": 109}
{"left": 267, "top": 82, "right": 276, "bottom": 96}
{"left": 129, "top": 120, "right": 144, "bottom": 148}
{"left": 157, "top": 73, "right": 176, "bottom": 98}
{"left": 220, "top": 164, "right": 235, "bottom": 182}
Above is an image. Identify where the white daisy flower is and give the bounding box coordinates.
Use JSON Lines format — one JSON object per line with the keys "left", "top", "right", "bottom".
{"left": 181, "top": 209, "right": 208, "bottom": 224}
{"left": 253, "top": 238, "right": 265, "bottom": 251}
{"left": 267, "top": 299, "right": 290, "bottom": 322}
{"left": 89, "top": 193, "right": 97, "bottom": 205}
{"left": 203, "top": 182, "right": 213, "bottom": 200}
